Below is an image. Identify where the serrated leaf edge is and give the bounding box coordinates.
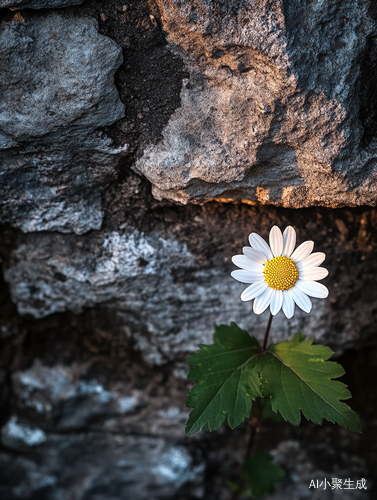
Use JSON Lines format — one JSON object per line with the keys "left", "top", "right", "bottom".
{"left": 185, "top": 350, "right": 260, "bottom": 434}
{"left": 265, "top": 339, "right": 362, "bottom": 433}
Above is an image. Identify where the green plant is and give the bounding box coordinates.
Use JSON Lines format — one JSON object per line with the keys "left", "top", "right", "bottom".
{"left": 185, "top": 226, "right": 361, "bottom": 499}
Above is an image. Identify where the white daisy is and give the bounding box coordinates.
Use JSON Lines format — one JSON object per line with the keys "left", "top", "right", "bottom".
{"left": 231, "top": 226, "right": 329, "bottom": 318}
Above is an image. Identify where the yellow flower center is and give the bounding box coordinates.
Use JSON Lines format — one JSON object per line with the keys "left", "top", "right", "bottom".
{"left": 263, "top": 256, "right": 299, "bottom": 291}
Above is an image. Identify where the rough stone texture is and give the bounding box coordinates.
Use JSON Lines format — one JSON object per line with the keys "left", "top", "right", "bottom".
{"left": 0, "top": 319, "right": 375, "bottom": 499}
{"left": 0, "top": 358, "right": 205, "bottom": 500}
{"left": 1, "top": 1, "right": 377, "bottom": 499}
{"left": 0, "top": 145, "right": 129, "bottom": 234}
{"left": 0, "top": 12, "right": 123, "bottom": 149}
{"left": 0, "top": 0, "right": 84, "bottom": 9}
{"left": 3, "top": 179, "right": 377, "bottom": 366}
{"left": 0, "top": 10, "right": 126, "bottom": 233}
{"left": 135, "top": 0, "right": 377, "bottom": 207}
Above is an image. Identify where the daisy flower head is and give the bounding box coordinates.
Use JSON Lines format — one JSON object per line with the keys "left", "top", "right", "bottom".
{"left": 231, "top": 226, "right": 329, "bottom": 318}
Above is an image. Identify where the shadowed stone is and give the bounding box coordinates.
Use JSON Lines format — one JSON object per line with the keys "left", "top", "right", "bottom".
{"left": 0, "top": 0, "right": 84, "bottom": 9}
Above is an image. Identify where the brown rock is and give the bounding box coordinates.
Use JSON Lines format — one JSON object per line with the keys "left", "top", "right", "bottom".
{"left": 135, "top": 0, "right": 377, "bottom": 208}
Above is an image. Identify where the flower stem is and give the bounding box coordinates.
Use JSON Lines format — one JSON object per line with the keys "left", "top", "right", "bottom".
{"left": 245, "top": 407, "right": 259, "bottom": 459}
{"left": 230, "top": 402, "right": 263, "bottom": 500}
{"left": 230, "top": 314, "right": 272, "bottom": 499}
{"left": 262, "top": 313, "right": 273, "bottom": 352}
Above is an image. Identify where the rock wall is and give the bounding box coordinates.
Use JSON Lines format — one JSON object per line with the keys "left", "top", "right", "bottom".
{"left": 0, "top": 1, "right": 376, "bottom": 499}
{"left": 136, "top": 0, "right": 377, "bottom": 206}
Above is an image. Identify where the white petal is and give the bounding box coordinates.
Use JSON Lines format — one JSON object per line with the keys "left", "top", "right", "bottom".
{"left": 290, "top": 286, "right": 312, "bottom": 313}
{"left": 291, "top": 241, "right": 314, "bottom": 263}
{"left": 232, "top": 255, "right": 264, "bottom": 272}
{"left": 270, "top": 289, "right": 283, "bottom": 316}
{"left": 243, "top": 247, "right": 267, "bottom": 264}
{"left": 282, "top": 289, "right": 295, "bottom": 319}
{"left": 296, "top": 280, "right": 329, "bottom": 298}
{"left": 269, "top": 226, "right": 283, "bottom": 257}
{"left": 299, "top": 267, "right": 329, "bottom": 281}
{"left": 253, "top": 287, "right": 274, "bottom": 314}
{"left": 282, "top": 226, "right": 296, "bottom": 257}
{"left": 248, "top": 233, "right": 274, "bottom": 261}
{"left": 231, "top": 269, "right": 265, "bottom": 283}
{"left": 241, "top": 281, "right": 268, "bottom": 301}
{"left": 298, "top": 252, "right": 326, "bottom": 269}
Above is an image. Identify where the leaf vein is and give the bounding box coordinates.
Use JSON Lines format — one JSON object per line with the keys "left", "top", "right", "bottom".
{"left": 188, "top": 351, "right": 259, "bottom": 429}
{"left": 269, "top": 350, "right": 347, "bottom": 419}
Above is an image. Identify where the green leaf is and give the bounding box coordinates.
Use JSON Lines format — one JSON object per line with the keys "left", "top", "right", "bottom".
{"left": 242, "top": 450, "right": 285, "bottom": 499}
{"left": 259, "top": 334, "right": 362, "bottom": 433}
{"left": 185, "top": 323, "right": 262, "bottom": 435}
{"left": 256, "top": 397, "right": 284, "bottom": 423}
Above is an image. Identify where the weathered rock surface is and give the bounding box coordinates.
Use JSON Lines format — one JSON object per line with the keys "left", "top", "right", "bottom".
{"left": 0, "top": 0, "right": 84, "bottom": 9}
{"left": 0, "top": 10, "right": 126, "bottom": 233}
{"left": 0, "top": 356, "right": 205, "bottom": 500}
{"left": 3, "top": 183, "right": 377, "bottom": 364}
{"left": 0, "top": 334, "right": 374, "bottom": 499}
{"left": 2, "top": 188, "right": 377, "bottom": 496}
{"left": 135, "top": 0, "right": 377, "bottom": 207}
{"left": 0, "top": 12, "right": 123, "bottom": 149}
{"left": 1, "top": 1, "right": 377, "bottom": 499}
{"left": 0, "top": 144, "right": 129, "bottom": 234}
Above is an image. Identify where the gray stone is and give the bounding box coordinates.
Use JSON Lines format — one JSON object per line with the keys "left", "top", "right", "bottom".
{"left": 0, "top": 11, "right": 126, "bottom": 233}
{"left": 0, "top": 0, "right": 84, "bottom": 9}
{"left": 3, "top": 227, "right": 332, "bottom": 365}
{"left": 0, "top": 2, "right": 375, "bottom": 497}
{"left": 0, "top": 143, "right": 128, "bottom": 234}
{"left": 1, "top": 416, "right": 47, "bottom": 449}
{"left": 13, "top": 361, "right": 120, "bottom": 428}
{"left": 135, "top": 0, "right": 377, "bottom": 207}
{"left": 0, "top": 357, "right": 205, "bottom": 499}
{"left": 0, "top": 453, "right": 57, "bottom": 498}
{"left": 0, "top": 12, "right": 123, "bottom": 149}
{"left": 4, "top": 202, "right": 377, "bottom": 365}
{"left": 0, "top": 434, "right": 205, "bottom": 500}
{"left": 11, "top": 357, "right": 189, "bottom": 437}
{"left": 266, "top": 440, "right": 368, "bottom": 500}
